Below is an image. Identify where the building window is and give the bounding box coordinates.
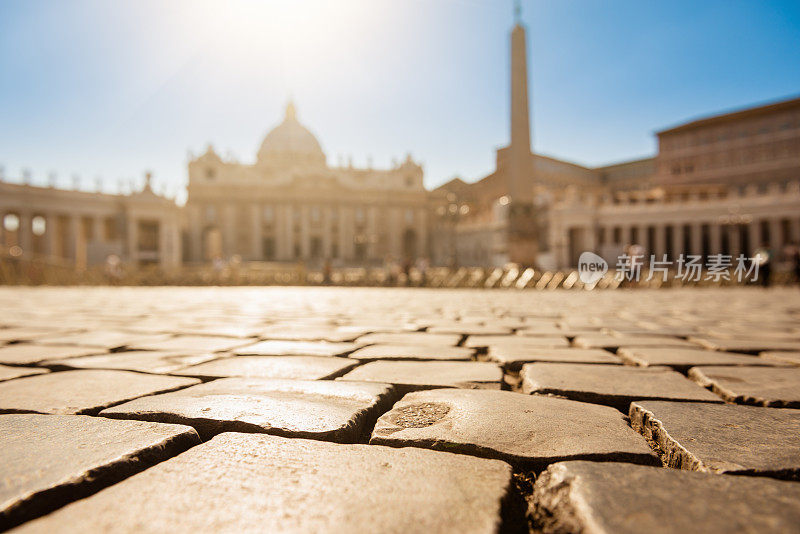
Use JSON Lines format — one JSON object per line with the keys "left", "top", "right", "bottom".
{"left": 206, "top": 168, "right": 216, "bottom": 179}
{"left": 105, "top": 217, "right": 118, "bottom": 240}
{"left": 310, "top": 236, "right": 322, "bottom": 258}
{"left": 311, "top": 206, "right": 321, "bottom": 223}
{"left": 355, "top": 207, "right": 365, "bottom": 223}
{"left": 263, "top": 206, "right": 274, "bottom": 223}
{"left": 405, "top": 176, "right": 414, "bottom": 187}
{"left": 138, "top": 221, "right": 159, "bottom": 252}
{"left": 405, "top": 209, "right": 414, "bottom": 224}
{"left": 205, "top": 206, "right": 216, "bottom": 223}
{"left": 263, "top": 237, "right": 275, "bottom": 260}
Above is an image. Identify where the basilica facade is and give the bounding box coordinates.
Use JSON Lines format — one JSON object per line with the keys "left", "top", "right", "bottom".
{"left": 183, "top": 103, "right": 434, "bottom": 266}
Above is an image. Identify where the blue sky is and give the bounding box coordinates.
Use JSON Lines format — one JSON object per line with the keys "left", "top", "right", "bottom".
{"left": 1, "top": 0, "right": 799, "bottom": 201}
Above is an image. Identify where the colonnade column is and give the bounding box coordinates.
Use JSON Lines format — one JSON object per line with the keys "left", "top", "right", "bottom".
{"left": 18, "top": 211, "right": 32, "bottom": 258}
{"left": 250, "top": 204, "right": 262, "bottom": 260}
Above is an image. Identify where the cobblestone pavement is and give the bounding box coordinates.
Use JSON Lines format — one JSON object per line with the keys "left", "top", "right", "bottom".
{"left": 1, "top": 286, "right": 800, "bottom": 533}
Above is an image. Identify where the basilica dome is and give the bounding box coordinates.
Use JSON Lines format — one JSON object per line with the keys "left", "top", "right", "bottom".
{"left": 257, "top": 102, "right": 326, "bottom": 167}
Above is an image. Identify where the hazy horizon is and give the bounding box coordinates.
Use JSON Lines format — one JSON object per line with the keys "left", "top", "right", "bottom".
{"left": 2, "top": 0, "right": 799, "bottom": 203}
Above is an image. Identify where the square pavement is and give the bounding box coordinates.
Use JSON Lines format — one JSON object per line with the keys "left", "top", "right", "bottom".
{"left": 1, "top": 286, "right": 799, "bottom": 533}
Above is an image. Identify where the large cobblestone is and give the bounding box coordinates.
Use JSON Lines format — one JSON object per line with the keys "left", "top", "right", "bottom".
{"left": 0, "top": 286, "right": 799, "bottom": 532}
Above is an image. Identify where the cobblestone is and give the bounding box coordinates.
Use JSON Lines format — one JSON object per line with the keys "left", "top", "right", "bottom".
{"left": 688, "top": 365, "right": 800, "bottom": 408}
{"left": 533, "top": 461, "right": 800, "bottom": 534}
{"left": 630, "top": 400, "right": 800, "bottom": 478}
{"left": 101, "top": 377, "right": 394, "bottom": 442}
{"left": 370, "top": 389, "right": 657, "bottom": 468}
{"left": 339, "top": 361, "right": 503, "bottom": 394}
{"left": 520, "top": 363, "right": 722, "bottom": 410}
{"left": 14, "top": 433, "right": 522, "bottom": 533}
{"left": 0, "top": 369, "right": 199, "bottom": 414}
{"left": 0, "top": 286, "right": 799, "bottom": 532}
{"left": 173, "top": 354, "right": 359, "bottom": 379}
{"left": 617, "top": 346, "right": 780, "bottom": 372}
{"left": 0, "top": 414, "right": 198, "bottom": 529}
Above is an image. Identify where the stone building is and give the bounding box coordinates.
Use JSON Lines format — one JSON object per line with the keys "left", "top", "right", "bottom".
{"left": 0, "top": 173, "right": 181, "bottom": 270}
{"left": 436, "top": 7, "right": 800, "bottom": 270}
{"left": 3, "top": 4, "right": 798, "bottom": 274}
{"left": 183, "top": 102, "right": 433, "bottom": 265}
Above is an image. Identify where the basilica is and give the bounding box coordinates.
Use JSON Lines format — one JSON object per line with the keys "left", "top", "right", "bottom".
{"left": 183, "top": 102, "right": 432, "bottom": 266}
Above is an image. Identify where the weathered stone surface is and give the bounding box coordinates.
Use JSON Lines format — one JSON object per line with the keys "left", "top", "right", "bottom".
{"left": 532, "top": 461, "right": 800, "bottom": 534}
{"left": 630, "top": 400, "right": 800, "bottom": 477}
{"left": 617, "top": 347, "right": 774, "bottom": 372}
{"left": 760, "top": 351, "right": 800, "bottom": 366}
{"left": 572, "top": 335, "right": 696, "bottom": 350}
{"left": 0, "top": 327, "right": 70, "bottom": 343}
{"left": 101, "top": 378, "right": 394, "bottom": 442}
{"left": 14, "top": 432, "right": 523, "bottom": 534}
{"left": 520, "top": 363, "right": 721, "bottom": 410}
{"left": 689, "top": 365, "right": 800, "bottom": 407}
{"left": 356, "top": 332, "right": 462, "bottom": 346}
{"left": 0, "top": 370, "right": 199, "bottom": 415}
{"left": 174, "top": 355, "right": 359, "bottom": 380}
{"left": 0, "top": 344, "right": 101, "bottom": 365}
{"left": 426, "top": 325, "right": 513, "bottom": 335}
{"left": 339, "top": 361, "right": 503, "bottom": 393}
{"left": 43, "top": 350, "right": 217, "bottom": 374}
{"left": 689, "top": 336, "right": 800, "bottom": 353}
{"left": 38, "top": 331, "right": 173, "bottom": 350}
{"left": 371, "top": 389, "right": 656, "bottom": 468}
{"left": 0, "top": 413, "right": 199, "bottom": 529}
{"left": 465, "top": 335, "right": 569, "bottom": 349}
{"left": 488, "top": 347, "right": 621, "bottom": 371}
{"left": 0, "top": 365, "right": 48, "bottom": 382}
{"left": 348, "top": 344, "right": 473, "bottom": 362}
{"left": 258, "top": 325, "right": 370, "bottom": 342}
{"left": 234, "top": 339, "right": 360, "bottom": 357}
{"left": 130, "top": 335, "right": 251, "bottom": 353}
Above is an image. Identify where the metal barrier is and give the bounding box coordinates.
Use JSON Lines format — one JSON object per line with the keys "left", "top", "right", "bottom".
{"left": 2, "top": 249, "right": 792, "bottom": 288}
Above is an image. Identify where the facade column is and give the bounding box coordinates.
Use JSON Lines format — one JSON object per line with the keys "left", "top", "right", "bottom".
{"left": 250, "top": 204, "right": 262, "bottom": 260}
{"left": 223, "top": 204, "right": 236, "bottom": 258}
{"left": 728, "top": 225, "right": 740, "bottom": 258}
{"left": 366, "top": 207, "right": 378, "bottom": 260}
{"left": 322, "top": 206, "right": 332, "bottom": 258}
{"left": 18, "top": 211, "right": 33, "bottom": 258}
{"left": 619, "top": 224, "right": 631, "bottom": 247}
{"left": 769, "top": 218, "right": 782, "bottom": 248}
{"left": 189, "top": 207, "right": 203, "bottom": 263}
{"left": 416, "top": 208, "right": 428, "bottom": 259}
{"left": 638, "top": 224, "right": 649, "bottom": 252}
{"left": 338, "top": 207, "right": 348, "bottom": 262}
{"left": 709, "top": 223, "right": 722, "bottom": 255}
{"left": 790, "top": 217, "right": 800, "bottom": 244}
{"left": 388, "top": 208, "right": 401, "bottom": 258}
{"left": 158, "top": 218, "right": 168, "bottom": 268}
{"left": 45, "top": 213, "right": 58, "bottom": 258}
{"left": 299, "top": 205, "right": 310, "bottom": 259}
{"left": 671, "top": 223, "right": 683, "bottom": 260}
{"left": 341, "top": 207, "right": 353, "bottom": 261}
{"left": 654, "top": 224, "right": 666, "bottom": 257}
{"left": 285, "top": 205, "right": 296, "bottom": 260}
{"left": 747, "top": 221, "right": 760, "bottom": 256}
{"left": 690, "top": 222, "right": 703, "bottom": 256}
{"left": 93, "top": 216, "right": 104, "bottom": 245}
{"left": 125, "top": 214, "right": 137, "bottom": 265}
